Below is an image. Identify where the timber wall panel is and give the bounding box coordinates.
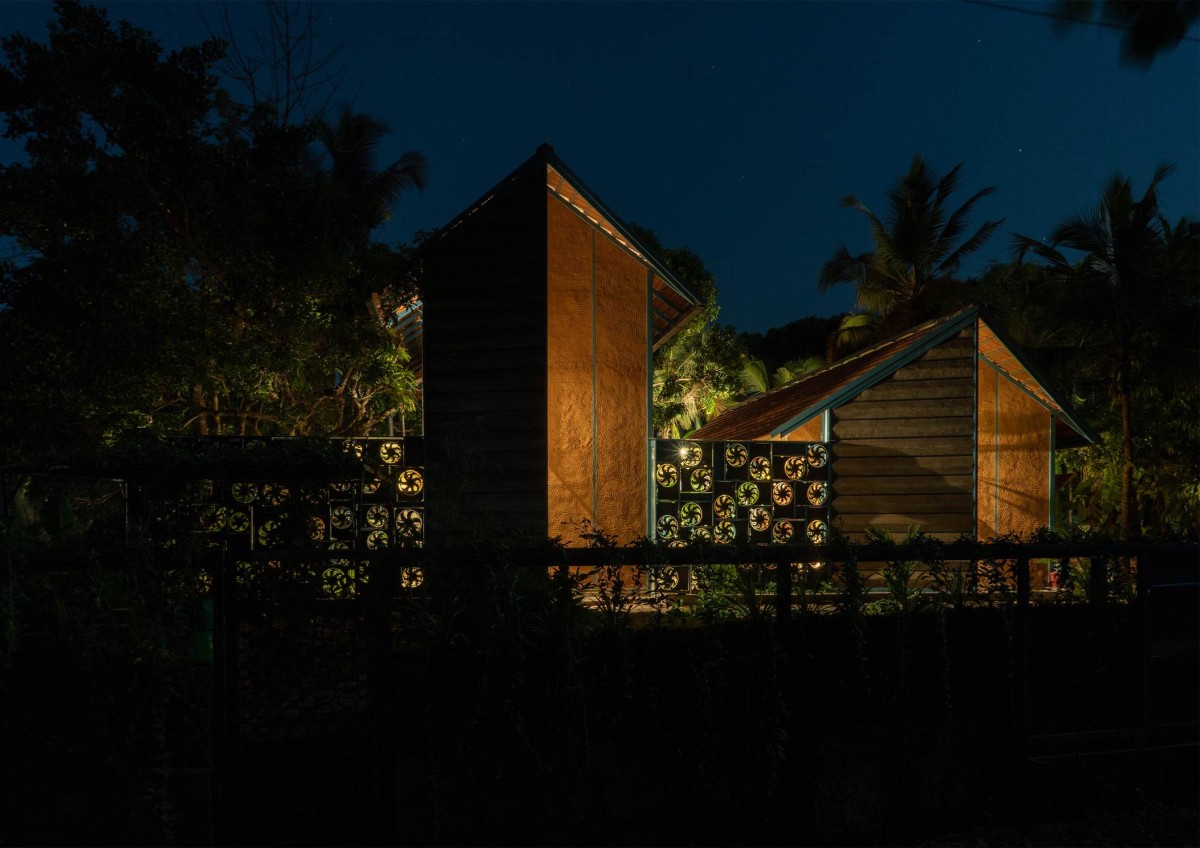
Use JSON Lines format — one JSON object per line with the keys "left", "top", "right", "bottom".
{"left": 782, "top": 415, "right": 824, "bottom": 443}
{"left": 835, "top": 398, "right": 975, "bottom": 420}
{"left": 546, "top": 195, "right": 651, "bottom": 544}
{"left": 834, "top": 455, "right": 975, "bottom": 477}
{"left": 831, "top": 328, "right": 975, "bottom": 541}
{"left": 833, "top": 436, "right": 973, "bottom": 458}
{"left": 546, "top": 196, "right": 598, "bottom": 542}
{"left": 888, "top": 361, "right": 975, "bottom": 381}
{"left": 856, "top": 378, "right": 975, "bottom": 402}
{"left": 835, "top": 475, "right": 973, "bottom": 495}
{"left": 594, "top": 231, "right": 649, "bottom": 542}
{"left": 422, "top": 176, "right": 549, "bottom": 539}
{"left": 836, "top": 513, "right": 976, "bottom": 541}
{"left": 977, "top": 362, "right": 1051, "bottom": 537}
{"left": 977, "top": 366, "right": 998, "bottom": 538}
{"left": 832, "top": 417, "right": 974, "bottom": 439}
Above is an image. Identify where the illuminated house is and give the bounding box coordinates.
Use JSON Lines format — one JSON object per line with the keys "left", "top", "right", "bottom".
{"left": 691, "top": 306, "right": 1095, "bottom": 541}
{"left": 414, "top": 145, "right": 703, "bottom": 544}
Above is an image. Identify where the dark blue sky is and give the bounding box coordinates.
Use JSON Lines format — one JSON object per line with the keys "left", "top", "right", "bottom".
{"left": 4, "top": 2, "right": 1198, "bottom": 333}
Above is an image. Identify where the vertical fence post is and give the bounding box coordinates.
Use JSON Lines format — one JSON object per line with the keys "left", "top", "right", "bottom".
{"left": 369, "top": 549, "right": 398, "bottom": 843}
{"left": 1057, "top": 556, "right": 1072, "bottom": 595}
{"left": 1088, "top": 556, "right": 1107, "bottom": 607}
{"left": 1135, "top": 547, "right": 1153, "bottom": 728}
{"left": 1014, "top": 557, "right": 1031, "bottom": 753}
{"left": 210, "top": 546, "right": 235, "bottom": 846}
{"left": 775, "top": 556, "right": 792, "bottom": 626}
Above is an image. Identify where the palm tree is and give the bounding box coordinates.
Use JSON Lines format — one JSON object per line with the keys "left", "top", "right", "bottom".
{"left": 318, "top": 106, "right": 428, "bottom": 242}
{"left": 1010, "top": 163, "right": 1181, "bottom": 537}
{"left": 740, "top": 356, "right": 825, "bottom": 397}
{"left": 820, "top": 156, "right": 1003, "bottom": 353}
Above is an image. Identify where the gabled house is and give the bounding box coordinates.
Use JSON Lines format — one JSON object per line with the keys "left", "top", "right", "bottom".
{"left": 412, "top": 145, "right": 703, "bottom": 544}
{"left": 691, "top": 306, "right": 1095, "bottom": 541}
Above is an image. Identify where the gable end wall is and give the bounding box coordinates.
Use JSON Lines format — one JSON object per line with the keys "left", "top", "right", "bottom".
{"left": 421, "top": 177, "right": 549, "bottom": 541}
{"left": 546, "top": 194, "right": 649, "bottom": 545}
{"left": 830, "top": 329, "right": 976, "bottom": 542}
{"left": 976, "top": 361, "right": 1052, "bottom": 537}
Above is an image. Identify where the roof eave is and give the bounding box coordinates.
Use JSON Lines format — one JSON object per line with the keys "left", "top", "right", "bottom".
{"left": 540, "top": 148, "right": 704, "bottom": 311}
{"left": 976, "top": 306, "right": 1097, "bottom": 445}
{"left": 768, "top": 306, "right": 981, "bottom": 438}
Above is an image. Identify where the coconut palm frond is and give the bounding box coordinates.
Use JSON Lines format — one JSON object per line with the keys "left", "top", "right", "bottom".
{"left": 1049, "top": 207, "right": 1106, "bottom": 253}
{"left": 933, "top": 161, "right": 964, "bottom": 208}
{"left": 373, "top": 150, "right": 429, "bottom": 202}
{"left": 940, "top": 218, "right": 1004, "bottom": 274}
{"left": 1009, "top": 234, "right": 1070, "bottom": 268}
{"left": 740, "top": 359, "right": 771, "bottom": 396}
{"left": 833, "top": 311, "right": 878, "bottom": 354}
{"left": 936, "top": 186, "right": 999, "bottom": 261}
{"left": 818, "top": 244, "right": 866, "bottom": 291}
{"left": 824, "top": 157, "right": 998, "bottom": 348}
{"left": 774, "top": 355, "right": 824, "bottom": 387}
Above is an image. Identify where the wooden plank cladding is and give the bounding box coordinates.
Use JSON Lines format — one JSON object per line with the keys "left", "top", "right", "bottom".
{"left": 911, "top": 338, "right": 974, "bottom": 360}
{"left": 834, "top": 455, "right": 975, "bottom": 477}
{"left": 835, "top": 398, "right": 974, "bottom": 420}
{"left": 836, "top": 494, "right": 972, "bottom": 514}
{"left": 833, "top": 436, "right": 973, "bottom": 458}
{"left": 836, "top": 513, "right": 976, "bottom": 541}
{"left": 833, "top": 417, "right": 974, "bottom": 439}
{"left": 422, "top": 170, "right": 549, "bottom": 542}
{"left": 835, "top": 474, "right": 973, "bottom": 495}
{"left": 831, "top": 328, "right": 975, "bottom": 540}
{"left": 888, "top": 360, "right": 975, "bottom": 381}
{"left": 856, "top": 378, "right": 974, "bottom": 402}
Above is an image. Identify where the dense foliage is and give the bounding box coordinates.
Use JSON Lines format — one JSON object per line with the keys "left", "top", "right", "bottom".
{"left": 797, "top": 155, "right": 1199, "bottom": 539}
{"left": 625, "top": 223, "right": 749, "bottom": 437}
{"left": 738, "top": 313, "right": 842, "bottom": 370}
{"left": 0, "top": 2, "right": 424, "bottom": 463}
{"left": 995, "top": 166, "right": 1199, "bottom": 537}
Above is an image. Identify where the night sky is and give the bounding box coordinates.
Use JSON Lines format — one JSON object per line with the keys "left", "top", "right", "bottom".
{"left": 4, "top": 1, "right": 1197, "bottom": 333}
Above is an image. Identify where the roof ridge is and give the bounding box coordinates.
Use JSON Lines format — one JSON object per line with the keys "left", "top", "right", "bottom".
{"left": 754, "top": 305, "right": 975, "bottom": 398}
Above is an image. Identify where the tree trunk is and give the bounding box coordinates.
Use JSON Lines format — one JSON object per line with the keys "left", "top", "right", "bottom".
{"left": 191, "top": 385, "right": 209, "bottom": 435}
{"left": 1116, "top": 339, "right": 1134, "bottom": 539}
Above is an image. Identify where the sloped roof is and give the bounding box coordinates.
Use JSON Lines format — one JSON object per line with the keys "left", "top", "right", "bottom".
{"left": 692, "top": 305, "right": 1095, "bottom": 446}
{"left": 975, "top": 309, "right": 1096, "bottom": 447}
{"left": 376, "top": 145, "right": 705, "bottom": 374}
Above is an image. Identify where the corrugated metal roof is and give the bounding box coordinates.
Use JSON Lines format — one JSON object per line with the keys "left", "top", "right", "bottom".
{"left": 693, "top": 305, "right": 1095, "bottom": 446}
{"left": 692, "top": 310, "right": 963, "bottom": 441}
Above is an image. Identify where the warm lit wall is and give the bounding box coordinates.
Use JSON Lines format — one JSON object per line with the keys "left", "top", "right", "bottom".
{"left": 546, "top": 197, "right": 594, "bottom": 541}
{"left": 781, "top": 416, "right": 823, "bottom": 443}
{"left": 976, "top": 362, "right": 1051, "bottom": 538}
{"left": 595, "top": 234, "right": 649, "bottom": 540}
{"left": 546, "top": 195, "right": 648, "bottom": 544}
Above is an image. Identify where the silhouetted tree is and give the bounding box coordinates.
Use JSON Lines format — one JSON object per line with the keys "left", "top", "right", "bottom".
{"left": 738, "top": 313, "right": 842, "bottom": 371}
{"left": 1010, "top": 164, "right": 1196, "bottom": 537}
{"left": 819, "top": 156, "right": 1002, "bottom": 353}
{"left": 1052, "top": 0, "right": 1199, "bottom": 67}
{"left": 0, "top": 2, "right": 425, "bottom": 459}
